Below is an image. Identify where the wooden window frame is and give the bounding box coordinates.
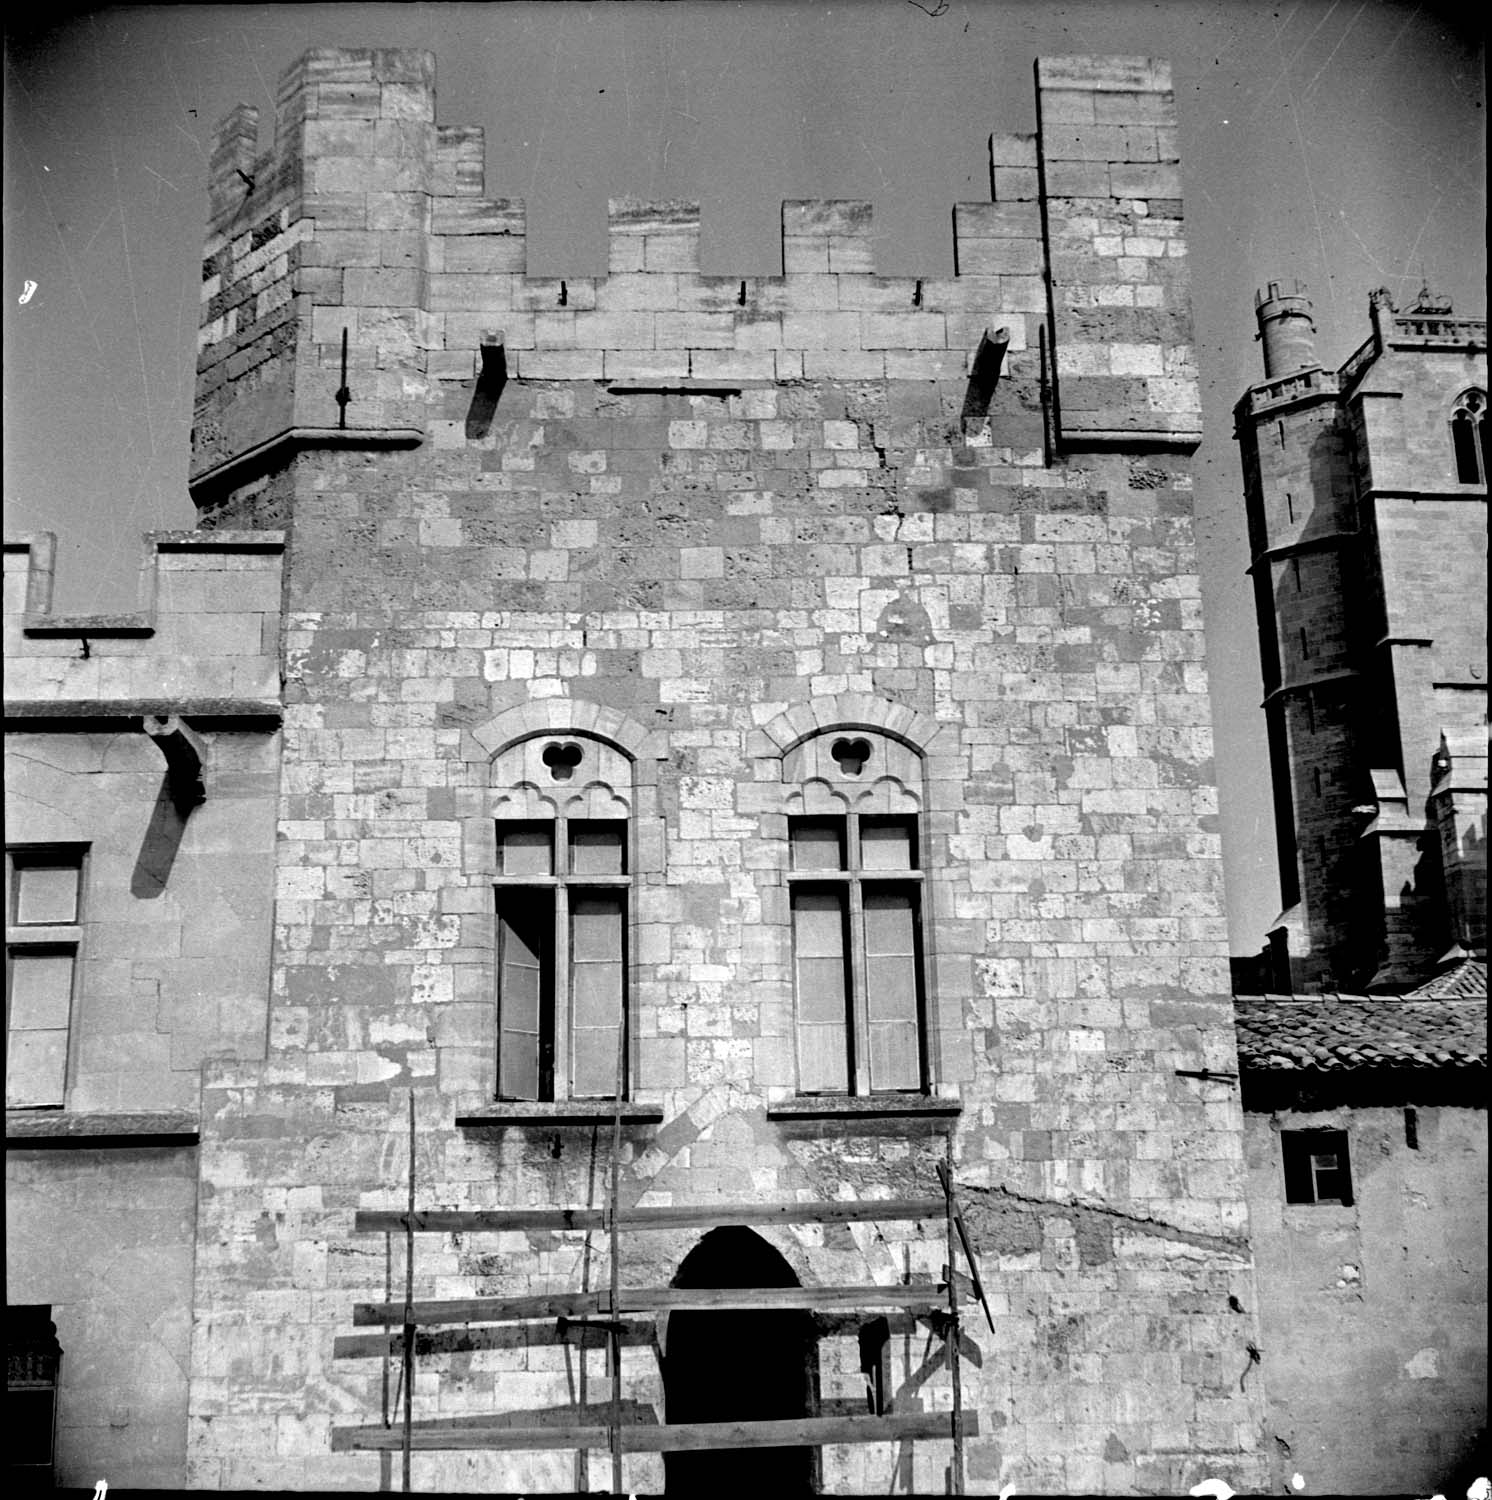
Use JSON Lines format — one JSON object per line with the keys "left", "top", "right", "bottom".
{"left": 494, "top": 818, "right": 631, "bottom": 1103}
{"left": 788, "top": 814, "right": 927, "bottom": 1097}
{"left": 1281, "top": 1127, "right": 1353, "bottom": 1206}
{"left": 5, "top": 845, "right": 87, "bottom": 1111}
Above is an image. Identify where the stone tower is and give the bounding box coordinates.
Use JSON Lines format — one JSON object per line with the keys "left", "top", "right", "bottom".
{"left": 182, "top": 45, "right": 1260, "bottom": 1493}
{"left": 1235, "top": 281, "right": 1487, "bottom": 993}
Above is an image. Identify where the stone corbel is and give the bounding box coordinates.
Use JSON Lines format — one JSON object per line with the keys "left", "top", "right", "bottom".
{"left": 1357, "top": 767, "right": 1411, "bottom": 838}
{"left": 960, "top": 326, "right": 1010, "bottom": 432}
{"left": 143, "top": 714, "right": 207, "bottom": 813}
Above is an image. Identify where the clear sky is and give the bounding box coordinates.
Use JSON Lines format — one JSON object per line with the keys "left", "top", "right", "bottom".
{"left": 3, "top": 0, "right": 1485, "bottom": 954}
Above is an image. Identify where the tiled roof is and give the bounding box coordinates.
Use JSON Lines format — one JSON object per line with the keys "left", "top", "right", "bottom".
{"left": 1234, "top": 995, "right": 1487, "bottom": 1072}
{"left": 1404, "top": 958, "right": 1487, "bottom": 1000}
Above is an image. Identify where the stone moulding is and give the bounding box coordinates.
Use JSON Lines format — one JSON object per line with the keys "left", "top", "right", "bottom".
{"left": 456, "top": 1102, "right": 664, "bottom": 1128}
{"left": 186, "top": 424, "right": 425, "bottom": 506}
{"left": 5, "top": 1110, "right": 200, "bottom": 1147}
{"left": 765, "top": 1095, "right": 962, "bottom": 1121}
{"left": 752, "top": 692, "right": 943, "bottom": 759}
{"left": 4, "top": 530, "right": 286, "bottom": 640}
{"left": 465, "top": 697, "right": 666, "bottom": 769}
{"left": 2, "top": 701, "right": 283, "bottom": 728}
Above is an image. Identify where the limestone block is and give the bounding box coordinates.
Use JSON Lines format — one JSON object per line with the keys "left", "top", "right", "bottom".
{"left": 608, "top": 199, "right": 701, "bottom": 274}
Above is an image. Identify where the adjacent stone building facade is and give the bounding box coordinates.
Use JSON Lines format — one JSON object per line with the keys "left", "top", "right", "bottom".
{"left": 4, "top": 43, "right": 1482, "bottom": 1497}
{"left": 5, "top": 531, "right": 283, "bottom": 1485}
{"left": 1231, "top": 286, "right": 1487, "bottom": 1492}
{"left": 1235, "top": 281, "right": 1487, "bottom": 995}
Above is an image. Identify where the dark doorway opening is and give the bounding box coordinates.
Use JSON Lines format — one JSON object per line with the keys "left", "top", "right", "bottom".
{"left": 662, "top": 1226, "right": 817, "bottom": 1495}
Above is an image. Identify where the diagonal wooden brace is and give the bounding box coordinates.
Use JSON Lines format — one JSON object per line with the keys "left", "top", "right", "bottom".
{"left": 937, "top": 1162, "right": 996, "bottom": 1334}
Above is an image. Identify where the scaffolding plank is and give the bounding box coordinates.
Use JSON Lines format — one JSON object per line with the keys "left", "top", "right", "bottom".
{"left": 333, "top": 1410, "right": 976, "bottom": 1453}
{"left": 356, "top": 1207, "right": 605, "bottom": 1233}
{"left": 352, "top": 1283, "right": 956, "bottom": 1326}
{"left": 333, "top": 1319, "right": 654, "bottom": 1360}
{"left": 331, "top": 1401, "right": 658, "bottom": 1435}
{"left": 353, "top": 1197, "right": 946, "bottom": 1235}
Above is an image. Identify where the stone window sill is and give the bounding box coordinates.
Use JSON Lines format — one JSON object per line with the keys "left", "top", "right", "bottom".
{"left": 5, "top": 1110, "right": 199, "bottom": 1147}
{"left": 456, "top": 1102, "right": 664, "bottom": 1128}
{"left": 767, "top": 1095, "right": 962, "bottom": 1121}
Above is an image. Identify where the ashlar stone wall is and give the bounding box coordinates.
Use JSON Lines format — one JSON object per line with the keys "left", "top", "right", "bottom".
{"left": 182, "top": 47, "right": 1266, "bottom": 1495}
{"left": 4, "top": 532, "right": 284, "bottom": 1488}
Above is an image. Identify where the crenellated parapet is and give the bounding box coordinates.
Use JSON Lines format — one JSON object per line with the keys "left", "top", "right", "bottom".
{"left": 3, "top": 532, "right": 284, "bottom": 716}
{"left": 191, "top": 48, "right": 1200, "bottom": 508}
{"left": 1034, "top": 57, "right": 1198, "bottom": 446}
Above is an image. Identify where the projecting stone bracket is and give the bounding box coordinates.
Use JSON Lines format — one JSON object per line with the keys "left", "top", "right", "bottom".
{"left": 960, "top": 326, "right": 1011, "bottom": 434}
{"left": 144, "top": 714, "right": 207, "bottom": 813}
{"left": 465, "top": 331, "right": 509, "bottom": 439}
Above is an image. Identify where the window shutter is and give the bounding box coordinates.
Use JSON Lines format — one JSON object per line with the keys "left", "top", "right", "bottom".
{"left": 570, "top": 895, "right": 624, "bottom": 1098}
{"left": 863, "top": 889, "right": 921, "bottom": 1091}
{"left": 4, "top": 952, "right": 75, "bottom": 1108}
{"left": 497, "top": 896, "right": 549, "bottom": 1101}
{"left": 793, "top": 889, "right": 851, "bottom": 1093}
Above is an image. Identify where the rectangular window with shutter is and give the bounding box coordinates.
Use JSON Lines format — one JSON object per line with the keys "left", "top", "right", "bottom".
{"left": 792, "top": 888, "right": 851, "bottom": 1093}
{"left": 494, "top": 820, "right": 629, "bottom": 1102}
{"left": 787, "top": 815, "right": 927, "bottom": 1096}
{"left": 5, "top": 847, "right": 86, "bottom": 1110}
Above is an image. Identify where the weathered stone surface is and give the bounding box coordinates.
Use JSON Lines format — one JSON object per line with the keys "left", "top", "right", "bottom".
{"left": 2, "top": 42, "right": 1305, "bottom": 1499}
{"left": 1244, "top": 1106, "right": 1487, "bottom": 1494}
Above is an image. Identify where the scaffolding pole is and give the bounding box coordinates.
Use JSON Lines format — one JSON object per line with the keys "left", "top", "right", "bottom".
{"left": 941, "top": 1144, "right": 965, "bottom": 1495}
{"left": 341, "top": 1172, "right": 977, "bottom": 1481}
{"left": 606, "top": 1018, "right": 626, "bottom": 1494}
{"left": 402, "top": 1093, "right": 415, "bottom": 1493}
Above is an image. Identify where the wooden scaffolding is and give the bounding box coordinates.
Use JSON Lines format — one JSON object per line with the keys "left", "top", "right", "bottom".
{"left": 332, "top": 1098, "right": 990, "bottom": 1492}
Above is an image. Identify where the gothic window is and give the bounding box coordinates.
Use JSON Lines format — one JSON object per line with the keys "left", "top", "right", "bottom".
{"left": 1450, "top": 389, "right": 1487, "bottom": 484}
{"left": 5, "top": 847, "right": 86, "bottom": 1109}
{"left": 783, "top": 732, "right": 927, "bottom": 1095}
{"left": 490, "top": 737, "right": 632, "bottom": 1102}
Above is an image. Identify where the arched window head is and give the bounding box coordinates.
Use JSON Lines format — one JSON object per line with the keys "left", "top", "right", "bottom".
{"left": 491, "top": 735, "right": 631, "bottom": 820}
{"left": 490, "top": 734, "right": 633, "bottom": 1103}
{"left": 1450, "top": 389, "right": 1487, "bottom": 485}
{"left": 783, "top": 730, "right": 923, "bottom": 818}
{"left": 781, "top": 729, "right": 927, "bottom": 1097}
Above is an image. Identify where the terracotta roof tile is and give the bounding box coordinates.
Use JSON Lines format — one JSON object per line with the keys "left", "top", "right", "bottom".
{"left": 1234, "top": 995, "right": 1486, "bottom": 1073}
{"left": 1404, "top": 958, "right": 1487, "bottom": 999}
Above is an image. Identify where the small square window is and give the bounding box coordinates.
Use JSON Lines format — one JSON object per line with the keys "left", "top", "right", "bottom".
{"left": 569, "top": 823, "right": 626, "bottom": 876}
{"left": 860, "top": 817, "right": 917, "bottom": 871}
{"left": 789, "top": 818, "right": 845, "bottom": 872}
{"left": 497, "top": 823, "right": 553, "bottom": 877}
{"left": 1282, "top": 1128, "right": 1353, "bottom": 1206}
{"left": 10, "top": 855, "right": 82, "bottom": 927}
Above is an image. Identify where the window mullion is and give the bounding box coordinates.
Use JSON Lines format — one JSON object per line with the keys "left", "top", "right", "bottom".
{"left": 553, "top": 815, "right": 571, "bottom": 1102}
{"left": 847, "top": 879, "right": 872, "bottom": 1095}
{"left": 846, "top": 814, "right": 871, "bottom": 1095}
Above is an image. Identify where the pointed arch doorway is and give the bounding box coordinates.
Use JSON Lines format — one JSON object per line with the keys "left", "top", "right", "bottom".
{"left": 662, "top": 1227, "right": 818, "bottom": 1494}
